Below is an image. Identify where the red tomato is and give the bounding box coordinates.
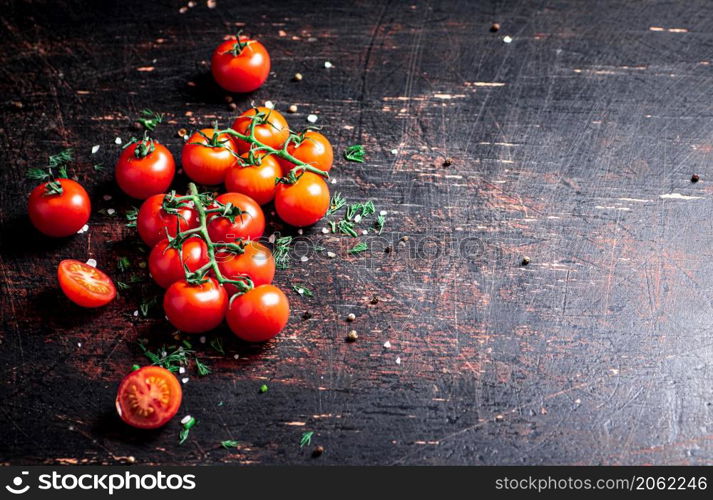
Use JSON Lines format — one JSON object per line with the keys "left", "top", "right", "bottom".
{"left": 163, "top": 278, "right": 228, "bottom": 333}
{"left": 207, "top": 192, "right": 265, "bottom": 243}
{"left": 224, "top": 152, "right": 281, "bottom": 205}
{"left": 115, "top": 366, "right": 182, "bottom": 429}
{"left": 28, "top": 179, "right": 91, "bottom": 237}
{"left": 231, "top": 107, "right": 289, "bottom": 153}
{"left": 181, "top": 129, "right": 239, "bottom": 185}
{"left": 216, "top": 241, "right": 275, "bottom": 296}
{"left": 278, "top": 131, "right": 334, "bottom": 175}
{"left": 226, "top": 285, "right": 289, "bottom": 342}
{"left": 148, "top": 237, "right": 210, "bottom": 288}
{"left": 137, "top": 194, "right": 199, "bottom": 247}
{"left": 274, "top": 172, "right": 330, "bottom": 227}
{"left": 115, "top": 139, "right": 175, "bottom": 199}
{"left": 57, "top": 259, "right": 116, "bottom": 308}
{"left": 211, "top": 36, "right": 270, "bottom": 93}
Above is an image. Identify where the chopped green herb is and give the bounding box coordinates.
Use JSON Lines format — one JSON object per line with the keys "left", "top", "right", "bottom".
{"left": 128, "top": 273, "right": 144, "bottom": 283}
{"left": 329, "top": 220, "right": 337, "bottom": 233}
{"left": 182, "top": 339, "right": 193, "bottom": 349}
{"left": 93, "top": 163, "right": 104, "bottom": 171}
{"left": 117, "top": 256, "right": 131, "bottom": 272}
{"left": 179, "top": 416, "right": 196, "bottom": 445}
{"left": 273, "top": 236, "right": 292, "bottom": 270}
{"left": 139, "top": 296, "right": 158, "bottom": 317}
{"left": 210, "top": 337, "right": 225, "bottom": 355}
{"left": 291, "top": 284, "right": 314, "bottom": 298}
{"left": 137, "top": 109, "right": 164, "bottom": 131}
{"left": 195, "top": 356, "right": 211, "bottom": 376}
{"left": 221, "top": 440, "right": 239, "bottom": 449}
{"left": 300, "top": 431, "right": 314, "bottom": 448}
{"left": 116, "top": 281, "right": 130, "bottom": 290}
{"left": 349, "top": 242, "right": 369, "bottom": 255}
{"left": 337, "top": 220, "right": 358, "bottom": 237}
{"left": 125, "top": 207, "right": 138, "bottom": 228}
{"left": 139, "top": 344, "right": 192, "bottom": 373}
{"left": 259, "top": 384, "right": 269, "bottom": 393}
{"left": 346, "top": 201, "right": 375, "bottom": 221}
{"left": 343, "top": 144, "right": 365, "bottom": 163}
{"left": 375, "top": 214, "right": 386, "bottom": 234}
{"left": 326, "top": 192, "right": 346, "bottom": 215}
{"left": 49, "top": 149, "right": 73, "bottom": 170}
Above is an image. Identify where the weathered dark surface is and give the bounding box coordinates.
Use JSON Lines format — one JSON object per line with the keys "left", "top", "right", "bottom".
{"left": 3, "top": 0, "right": 713, "bottom": 465}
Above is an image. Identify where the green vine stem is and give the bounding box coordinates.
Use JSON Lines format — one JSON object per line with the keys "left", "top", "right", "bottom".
{"left": 165, "top": 183, "right": 254, "bottom": 296}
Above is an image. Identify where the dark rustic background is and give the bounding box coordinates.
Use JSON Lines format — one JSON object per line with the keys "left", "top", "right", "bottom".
{"left": 2, "top": 0, "right": 713, "bottom": 465}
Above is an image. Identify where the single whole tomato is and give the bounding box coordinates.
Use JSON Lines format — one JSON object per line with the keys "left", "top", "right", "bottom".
{"left": 211, "top": 36, "right": 270, "bottom": 93}
{"left": 207, "top": 192, "right": 265, "bottom": 243}
{"left": 58, "top": 259, "right": 116, "bottom": 308}
{"left": 226, "top": 285, "right": 289, "bottom": 342}
{"left": 115, "top": 366, "right": 182, "bottom": 429}
{"left": 137, "top": 193, "right": 199, "bottom": 247}
{"left": 224, "top": 151, "right": 281, "bottom": 205}
{"left": 163, "top": 278, "right": 228, "bottom": 333}
{"left": 231, "top": 107, "right": 289, "bottom": 153}
{"left": 216, "top": 241, "right": 275, "bottom": 296}
{"left": 115, "top": 139, "right": 175, "bottom": 199}
{"left": 28, "top": 179, "right": 91, "bottom": 237}
{"left": 149, "top": 237, "right": 210, "bottom": 288}
{"left": 279, "top": 130, "right": 334, "bottom": 175}
{"left": 274, "top": 172, "right": 330, "bottom": 227}
{"left": 181, "top": 129, "right": 239, "bottom": 185}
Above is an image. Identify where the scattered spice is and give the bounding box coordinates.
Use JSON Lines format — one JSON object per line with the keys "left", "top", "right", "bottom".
{"left": 521, "top": 256, "right": 531, "bottom": 266}
{"left": 495, "top": 414, "right": 504, "bottom": 422}
{"left": 228, "top": 102, "right": 238, "bottom": 111}
{"left": 302, "top": 311, "right": 313, "bottom": 320}
{"left": 490, "top": 22, "right": 500, "bottom": 32}
{"left": 370, "top": 295, "right": 380, "bottom": 304}
{"left": 346, "top": 330, "right": 358, "bottom": 342}
{"left": 442, "top": 158, "right": 452, "bottom": 167}
{"left": 384, "top": 245, "right": 393, "bottom": 254}
{"left": 691, "top": 174, "right": 700, "bottom": 183}
{"left": 288, "top": 104, "right": 298, "bottom": 113}
{"left": 293, "top": 72, "right": 303, "bottom": 81}
{"left": 177, "top": 128, "right": 188, "bottom": 138}
{"left": 312, "top": 445, "right": 325, "bottom": 457}
{"left": 346, "top": 313, "right": 356, "bottom": 322}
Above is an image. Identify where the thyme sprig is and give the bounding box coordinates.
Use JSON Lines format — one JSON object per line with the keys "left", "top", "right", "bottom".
{"left": 326, "top": 192, "right": 346, "bottom": 216}
{"left": 27, "top": 149, "right": 73, "bottom": 195}
{"left": 273, "top": 236, "right": 293, "bottom": 270}
{"left": 343, "top": 144, "right": 365, "bottom": 163}
{"left": 137, "top": 109, "right": 164, "bottom": 131}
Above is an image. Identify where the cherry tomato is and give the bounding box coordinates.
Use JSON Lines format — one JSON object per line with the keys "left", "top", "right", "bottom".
{"left": 224, "top": 152, "right": 281, "bottom": 205}
{"left": 226, "top": 285, "right": 290, "bottom": 342}
{"left": 232, "top": 107, "right": 289, "bottom": 153}
{"left": 274, "top": 172, "right": 330, "bottom": 227}
{"left": 216, "top": 241, "right": 275, "bottom": 296}
{"left": 278, "top": 131, "right": 334, "bottom": 175}
{"left": 207, "top": 192, "right": 265, "bottom": 243}
{"left": 211, "top": 36, "right": 270, "bottom": 93}
{"left": 163, "top": 278, "right": 228, "bottom": 333}
{"left": 28, "top": 179, "right": 91, "bottom": 237}
{"left": 57, "top": 259, "right": 116, "bottom": 308}
{"left": 181, "top": 129, "right": 239, "bottom": 185}
{"left": 115, "top": 139, "right": 175, "bottom": 199}
{"left": 115, "top": 366, "right": 182, "bottom": 429}
{"left": 148, "top": 237, "right": 210, "bottom": 288}
{"left": 137, "top": 194, "right": 199, "bottom": 247}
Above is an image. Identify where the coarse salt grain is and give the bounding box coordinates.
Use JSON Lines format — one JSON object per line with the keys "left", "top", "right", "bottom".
{"left": 362, "top": 229, "right": 368, "bottom": 235}
{"left": 307, "top": 114, "right": 318, "bottom": 123}
{"left": 103, "top": 194, "right": 112, "bottom": 201}
{"left": 383, "top": 341, "right": 391, "bottom": 349}
{"left": 503, "top": 36, "right": 513, "bottom": 43}
{"left": 107, "top": 208, "right": 115, "bottom": 215}
{"left": 77, "top": 224, "right": 89, "bottom": 234}
{"left": 199, "top": 336, "right": 206, "bottom": 344}
{"left": 297, "top": 228, "right": 303, "bottom": 235}
{"left": 324, "top": 61, "right": 333, "bottom": 68}
{"left": 85, "top": 258, "right": 97, "bottom": 267}
{"left": 321, "top": 227, "right": 329, "bottom": 234}
{"left": 327, "top": 251, "right": 336, "bottom": 258}
{"left": 114, "top": 137, "right": 122, "bottom": 145}
{"left": 396, "top": 357, "right": 401, "bottom": 365}
{"left": 390, "top": 149, "right": 398, "bottom": 155}
{"left": 330, "top": 178, "right": 336, "bottom": 184}
{"left": 91, "top": 145, "right": 100, "bottom": 154}
{"left": 300, "top": 256, "right": 309, "bottom": 262}
{"left": 380, "top": 210, "right": 387, "bottom": 216}
{"left": 181, "top": 377, "right": 189, "bottom": 384}
{"left": 264, "top": 100, "right": 275, "bottom": 109}
{"left": 77, "top": 342, "right": 82, "bottom": 347}
{"left": 180, "top": 415, "right": 192, "bottom": 425}
{"left": 233, "top": 354, "right": 239, "bottom": 359}
{"left": 179, "top": 367, "right": 186, "bottom": 374}
{"left": 268, "top": 233, "right": 276, "bottom": 243}
{"left": 133, "top": 310, "right": 139, "bottom": 317}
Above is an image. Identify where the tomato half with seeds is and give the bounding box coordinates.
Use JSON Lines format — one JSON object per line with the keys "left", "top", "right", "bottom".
{"left": 28, "top": 179, "right": 91, "bottom": 237}
{"left": 207, "top": 192, "right": 265, "bottom": 243}
{"left": 163, "top": 278, "right": 228, "bottom": 333}
{"left": 211, "top": 36, "right": 270, "bottom": 93}
{"left": 116, "top": 366, "right": 182, "bottom": 429}
{"left": 231, "top": 107, "right": 289, "bottom": 153}
{"left": 224, "top": 152, "right": 281, "bottom": 205}
{"left": 181, "top": 129, "right": 239, "bottom": 185}
{"left": 226, "top": 285, "right": 290, "bottom": 343}
{"left": 137, "top": 194, "right": 199, "bottom": 247}
{"left": 278, "top": 130, "right": 334, "bottom": 175}
{"left": 58, "top": 259, "right": 116, "bottom": 308}
{"left": 115, "top": 139, "right": 175, "bottom": 199}
{"left": 216, "top": 241, "right": 275, "bottom": 296}
{"left": 274, "top": 172, "right": 330, "bottom": 227}
{"left": 149, "top": 237, "right": 210, "bottom": 288}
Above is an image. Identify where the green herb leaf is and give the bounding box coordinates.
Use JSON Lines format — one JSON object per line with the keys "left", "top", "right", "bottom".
{"left": 125, "top": 207, "right": 139, "bottom": 228}
{"left": 116, "top": 281, "right": 130, "bottom": 290}
{"left": 49, "top": 149, "right": 73, "bottom": 169}
{"left": 117, "top": 256, "right": 131, "bottom": 272}
{"left": 300, "top": 431, "right": 314, "bottom": 448}
{"left": 221, "top": 440, "right": 239, "bottom": 449}
{"left": 326, "top": 192, "right": 346, "bottom": 216}
{"left": 343, "top": 145, "right": 365, "bottom": 163}
{"left": 93, "top": 163, "right": 104, "bottom": 171}
{"left": 273, "top": 236, "right": 292, "bottom": 270}
{"left": 291, "top": 284, "right": 314, "bottom": 298}
{"left": 137, "top": 109, "right": 164, "bottom": 131}
{"left": 337, "top": 220, "right": 358, "bottom": 238}
{"left": 179, "top": 417, "right": 196, "bottom": 445}
{"left": 139, "top": 296, "right": 158, "bottom": 317}
{"left": 259, "top": 384, "right": 269, "bottom": 393}
{"left": 195, "top": 356, "right": 211, "bottom": 376}
{"left": 348, "top": 242, "right": 369, "bottom": 255}
{"left": 375, "top": 214, "right": 386, "bottom": 234}
{"left": 139, "top": 344, "right": 192, "bottom": 373}
{"left": 210, "top": 337, "right": 225, "bottom": 355}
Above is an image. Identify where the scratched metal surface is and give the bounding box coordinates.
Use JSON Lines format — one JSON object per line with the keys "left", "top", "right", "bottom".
{"left": 2, "top": 0, "right": 713, "bottom": 465}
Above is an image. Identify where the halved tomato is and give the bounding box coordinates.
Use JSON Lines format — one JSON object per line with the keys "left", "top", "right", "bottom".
{"left": 57, "top": 259, "right": 116, "bottom": 308}
{"left": 115, "top": 366, "right": 182, "bottom": 429}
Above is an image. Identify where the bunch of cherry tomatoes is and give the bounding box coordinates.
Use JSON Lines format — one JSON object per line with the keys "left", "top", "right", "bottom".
{"left": 28, "top": 33, "right": 342, "bottom": 431}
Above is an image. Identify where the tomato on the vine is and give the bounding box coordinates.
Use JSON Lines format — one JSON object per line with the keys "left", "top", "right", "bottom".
{"left": 28, "top": 179, "right": 91, "bottom": 237}
{"left": 279, "top": 130, "right": 334, "bottom": 175}
{"left": 115, "top": 139, "right": 175, "bottom": 199}
{"left": 163, "top": 278, "right": 228, "bottom": 333}
{"left": 224, "top": 151, "right": 281, "bottom": 205}
{"left": 149, "top": 237, "right": 210, "bottom": 288}
{"left": 58, "top": 259, "right": 116, "bottom": 308}
{"left": 137, "top": 194, "right": 199, "bottom": 247}
{"left": 211, "top": 36, "right": 270, "bottom": 94}
{"left": 226, "top": 285, "right": 289, "bottom": 342}
{"left": 216, "top": 241, "right": 275, "bottom": 296}
{"left": 115, "top": 366, "right": 182, "bottom": 429}
{"left": 207, "top": 192, "right": 265, "bottom": 243}
{"left": 274, "top": 172, "right": 330, "bottom": 227}
{"left": 181, "top": 129, "right": 239, "bottom": 186}
{"left": 232, "top": 107, "right": 289, "bottom": 153}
